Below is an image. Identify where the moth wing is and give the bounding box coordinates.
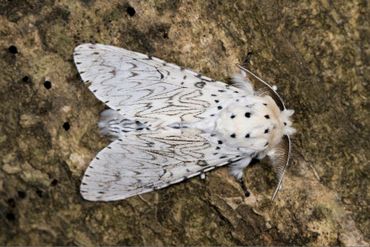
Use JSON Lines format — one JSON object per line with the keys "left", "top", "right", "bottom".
{"left": 74, "top": 43, "right": 241, "bottom": 125}
{"left": 270, "top": 135, "right": 291, "bottom": 200}
{"left": 80, "top": 129, "right": 249, "bottom": 201}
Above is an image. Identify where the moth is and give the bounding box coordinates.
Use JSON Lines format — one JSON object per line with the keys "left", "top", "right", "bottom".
{"left": 74, "top": 43, "right": 295, "bottom": 201}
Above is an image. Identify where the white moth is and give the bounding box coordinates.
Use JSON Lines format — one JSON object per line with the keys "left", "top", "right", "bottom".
{"left": 74, "top": 43, "right": 296, "bottom": 202}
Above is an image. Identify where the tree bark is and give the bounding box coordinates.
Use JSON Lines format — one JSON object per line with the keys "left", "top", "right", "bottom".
{"left": 0, "top": 0, "right": 368, "bottom": 245}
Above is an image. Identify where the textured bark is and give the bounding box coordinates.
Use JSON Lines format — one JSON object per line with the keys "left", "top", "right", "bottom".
{"left": 0, "top": 0, "right": 368, "bottom": 246}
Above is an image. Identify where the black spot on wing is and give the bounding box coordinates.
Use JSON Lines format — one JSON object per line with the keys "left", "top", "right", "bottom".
{"left": 156, "top": 69, "right": 164, "bottom": 79}
{"left": 195, "top": 81, "right": 206, "bottom": 88}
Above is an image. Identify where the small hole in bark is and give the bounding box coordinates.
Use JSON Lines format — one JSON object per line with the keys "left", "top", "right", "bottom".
{"left": 8, "top": 45, "right": 18, "bottom": 54}
{"left": 36, "top": 189, "right": 44, "bottom": 198}
{"left": 63, "top": 122, "right": 70, "bottom": 131}
{"left": 22, "top": 76, "right": 30, "bottom": 82}
{"left": 44, "top": 80, "right": 52, "bottom": 89}
{"left": 50, "top": 179, "right": 58, "bottom": 186}
{"left": 243, "top": 51, "right": 253, "bottom": 65}
{"left": 6, "top": 212, "right": 16, "bottom": 221}
{"left": 126, "top": 6, "right": 136, "bottom": 16}
{"left": 17, "top": 191, "right": 26, "bottom": 199}
{"left": 7, "top": 198, "right": 16, "bottom": 208}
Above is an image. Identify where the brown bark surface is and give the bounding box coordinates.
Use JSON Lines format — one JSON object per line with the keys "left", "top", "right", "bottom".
{"left": 0, "top": 0, "right": 368, "bottom": 246}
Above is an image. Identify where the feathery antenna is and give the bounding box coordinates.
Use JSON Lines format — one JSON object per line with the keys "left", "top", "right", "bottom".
{"left": 271, "top": 135, "right": 291, "bottom": 200}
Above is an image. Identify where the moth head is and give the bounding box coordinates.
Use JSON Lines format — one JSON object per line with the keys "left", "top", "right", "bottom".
{"left": 237, "top": 64, "right": 296, "bottom": 137}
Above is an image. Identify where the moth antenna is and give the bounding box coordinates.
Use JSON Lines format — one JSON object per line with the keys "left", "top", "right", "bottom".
{"left": 236, "top": 64, "right": 286, "bottom": 110}
{"left": 271, "top": 135, "right": 292, "bottom": 200}
{"left": 138, "top": 195, "right": 151, "bottom": 206}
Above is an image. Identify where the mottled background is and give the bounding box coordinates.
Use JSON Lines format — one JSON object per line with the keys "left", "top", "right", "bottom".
{"left": 0, "top": 0, "right": 368, "bottom": 246}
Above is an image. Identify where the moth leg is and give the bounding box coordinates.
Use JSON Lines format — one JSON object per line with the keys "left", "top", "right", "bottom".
{"left": 138, "top": 195, "right": 151, "bottom": 206}
{"left": 229, "top": 158, "right": 252, "bottom": 197}
{"left": 238, "top": 177, "right": 250, "bottom": 197}
{"left": 277, "top": 182, "right": 283, "bottom": 191}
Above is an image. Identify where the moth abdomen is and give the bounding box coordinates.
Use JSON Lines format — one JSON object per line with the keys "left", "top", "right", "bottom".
{"left": 99, "top": 109, "right": 150, "bottom": 139}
